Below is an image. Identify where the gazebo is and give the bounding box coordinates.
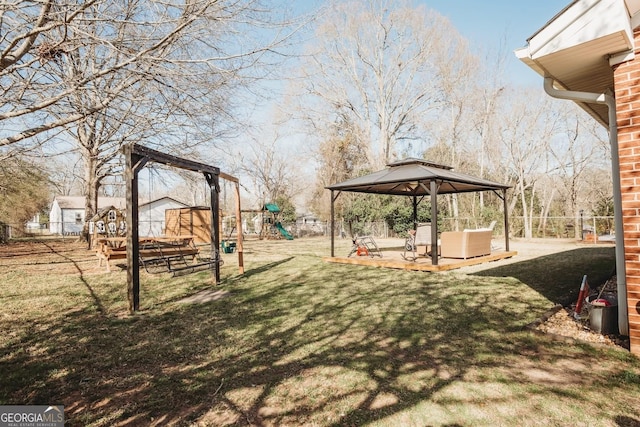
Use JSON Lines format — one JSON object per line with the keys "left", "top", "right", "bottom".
{"left": 326, "top": 158, "right": 512, "bottom": 266}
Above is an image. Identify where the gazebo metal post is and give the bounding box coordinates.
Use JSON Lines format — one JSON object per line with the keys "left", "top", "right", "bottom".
{"left": 330, "top": 190, "right": 335, "bottom": 257}
{"left": 502, "top": 189, "right": 510, "bottom": 252}
{"left": 430, "top": 180, "right": 439, "bottom": 266}
{"left": 412, "top": 195, "right": 418, "bottom": 229}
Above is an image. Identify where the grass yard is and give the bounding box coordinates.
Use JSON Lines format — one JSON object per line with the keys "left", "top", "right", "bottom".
{"left": 0, "top": 237, "right": 639, "bottom": 426}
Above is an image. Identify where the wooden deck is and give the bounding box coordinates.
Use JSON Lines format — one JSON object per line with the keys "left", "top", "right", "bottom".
{"left": 323, "top": 248, "right": 518, "bottom": 272}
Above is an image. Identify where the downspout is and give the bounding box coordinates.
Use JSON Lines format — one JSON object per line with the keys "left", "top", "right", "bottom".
{"left": 543, "top": 76, "right": 628, "bottom": 336}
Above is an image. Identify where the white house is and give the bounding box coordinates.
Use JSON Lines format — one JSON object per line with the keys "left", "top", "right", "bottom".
{"left": 296, "top": 213, "right": 325, "bottom": 236}
{"left": 25, "top": 213, "right": 42, "bottom": 231}
{"left": 138, "top": 196, "right": 187, "bottom": 237}
{"left": 49, "top": 196, "right": 126, "bottom": 235}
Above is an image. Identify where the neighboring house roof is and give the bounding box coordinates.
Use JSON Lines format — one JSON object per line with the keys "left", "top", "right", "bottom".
{"left": 53, "top": 196, "right": 126, "bottom": 210}
{"left": 139, "top": 196, "right": 187, "bottom": 208}
{"left": 515, "top": 0, "right": 640, "bottom": 127}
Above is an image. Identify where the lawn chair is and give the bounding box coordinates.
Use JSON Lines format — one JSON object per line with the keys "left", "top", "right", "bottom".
{"left": 348, "top": 235, "right": 382, "bottom": 258}
{"left": 402, "top": 223, "right": 432, "bottom": 261}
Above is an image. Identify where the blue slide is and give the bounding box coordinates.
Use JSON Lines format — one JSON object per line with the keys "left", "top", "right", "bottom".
{"left": 275, "top": 222, "right": 294, "bottom": 240}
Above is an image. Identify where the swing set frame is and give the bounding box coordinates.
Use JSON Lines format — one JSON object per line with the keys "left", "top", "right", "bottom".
{"left": 124, "top": 143, "right": 244, "bottom": 312}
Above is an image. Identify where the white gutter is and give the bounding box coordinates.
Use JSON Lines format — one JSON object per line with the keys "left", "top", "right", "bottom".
{"left": 543, "top": 77, "right": 628, "bottom": 336}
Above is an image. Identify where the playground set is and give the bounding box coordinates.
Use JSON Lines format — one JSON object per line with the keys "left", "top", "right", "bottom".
{"left": 259, "top": 203, "right": 293, "bottom": 240}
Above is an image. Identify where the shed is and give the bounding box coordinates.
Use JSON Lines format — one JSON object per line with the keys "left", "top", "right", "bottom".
{"left": 165, "top": 206, "right": 212, "bottom": 244}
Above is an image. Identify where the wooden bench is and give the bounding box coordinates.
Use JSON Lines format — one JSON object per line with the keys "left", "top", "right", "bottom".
{"left": 96, "top": 236, "right": 199, "bottom": 272}
{"left": 96, "top": 245, "right": 127, "bottom": 272}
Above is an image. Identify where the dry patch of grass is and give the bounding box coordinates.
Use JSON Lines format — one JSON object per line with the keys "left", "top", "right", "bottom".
{"left": 0, "top": 237, "right": 638, "bottom": 426}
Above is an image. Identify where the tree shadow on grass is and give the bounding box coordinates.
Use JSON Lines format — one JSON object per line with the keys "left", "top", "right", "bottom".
{"left": 40, "top": 240, "right": 107, "bottom": 315}
{"left": 1, "top": 249, "right": 637, "bottom": 426}
{"left": 473, "top": 246, "right": 615, "bottom": 305}
{"left": 615, "top": 415, "right": 640, "bottom": 426}
{"left": 224, "top": 257, "right": 295, "bottom": 283}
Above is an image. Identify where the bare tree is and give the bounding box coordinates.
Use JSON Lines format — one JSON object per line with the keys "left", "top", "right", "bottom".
{"left": 235, "top": 135, "right": 302, "bottom": 208}
{"left": 547, "top": 104, "right": 607, "bottom": 237}
{"left": 0, "top": 0, "right": 163, "bottom": 150}
{"left": 44, "top": 152, "right": 85, "bottom": 196}
{"left": 423, "top": 41, "right": 508, "bottom": 223}
{"left": 497, "top": 89, "right": 560, "bottom": 238}
{"left": 1, "top": 0, "right": 304, "bottom": 239}
{"left": 289, "top": 0, "right": 475, "bottom": 166}
{"left": 0, "top": 0, "right": 301, "bottom": 154}
{"left": 310, "top": 116, "right": 370, "bottom": 220}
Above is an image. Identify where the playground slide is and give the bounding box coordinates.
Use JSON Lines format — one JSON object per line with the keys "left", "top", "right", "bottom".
{"left": 275, "top": 222, "right": 294, "bottom": 240}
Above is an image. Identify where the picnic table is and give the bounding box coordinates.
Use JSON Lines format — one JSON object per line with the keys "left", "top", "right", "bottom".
{"left": 95, "top": 235, "right": 198, "bottom": 272}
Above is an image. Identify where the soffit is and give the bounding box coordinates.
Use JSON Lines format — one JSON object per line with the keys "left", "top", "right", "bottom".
{"left": 516, "top": 0, "right": 634, "bottom": 127}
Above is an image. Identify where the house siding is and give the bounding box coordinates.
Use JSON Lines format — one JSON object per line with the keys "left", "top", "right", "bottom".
{"left": 48, "top": 200, "right": 84, "bottom": 235}
{"left": 613, "top": 27, "right": 640, "bottom": 355}
{"left": 61, "top": 209, "right": 84, "bottom": 234}
{"left": 139, "top": 198, "right": 187, "bottom": 237}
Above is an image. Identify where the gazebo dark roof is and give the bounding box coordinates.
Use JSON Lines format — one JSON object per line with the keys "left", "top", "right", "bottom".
{"left": 326, "top": 158, "right": 511, "bottom": 195}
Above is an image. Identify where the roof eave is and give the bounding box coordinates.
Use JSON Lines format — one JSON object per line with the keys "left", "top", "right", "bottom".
{"left": 516, "top": 0, "right": 639, "bottom": 127}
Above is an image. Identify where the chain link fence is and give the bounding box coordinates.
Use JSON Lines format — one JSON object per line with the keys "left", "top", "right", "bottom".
{"left": 506, "top": 216, "right": 615, "bottom": 240}
{"left": 0, "top": 216, "right": 616, "bottom": 242}
{"left": 323, "top": 216, "right": 615, "bottom": 240}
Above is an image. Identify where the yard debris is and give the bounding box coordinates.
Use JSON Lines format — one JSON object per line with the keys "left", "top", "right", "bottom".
{"left": 535, "top": 275, "right": 629, "bottom": 350}
{"left": 535, "top": 307, "right": 628, "bottom": 349}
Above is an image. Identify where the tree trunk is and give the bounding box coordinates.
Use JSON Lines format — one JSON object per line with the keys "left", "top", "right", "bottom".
{"left": 520, "top": 184, "right": 531, "bottom": 239}
{"left": 451, "top": 193, "right": 460, "bottom": 231}
{"left": 82, "top": 152, "right": 99, "bottom": 245}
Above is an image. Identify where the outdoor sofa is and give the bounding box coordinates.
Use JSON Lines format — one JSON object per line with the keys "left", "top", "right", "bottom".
{"left": 440, "top": 229, "right": 492, "bottom": 259}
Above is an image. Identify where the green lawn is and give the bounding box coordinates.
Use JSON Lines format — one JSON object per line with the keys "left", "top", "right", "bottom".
{"left": 0, "top": 237, "right": 638, "bottom": 426}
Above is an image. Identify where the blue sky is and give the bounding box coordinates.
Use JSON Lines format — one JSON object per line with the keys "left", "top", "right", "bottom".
{"left": 418, "top": 0, "right": 571, "bottom": 86}
{"left": 294, "top": 0, "right": 572, "bottom": 85}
